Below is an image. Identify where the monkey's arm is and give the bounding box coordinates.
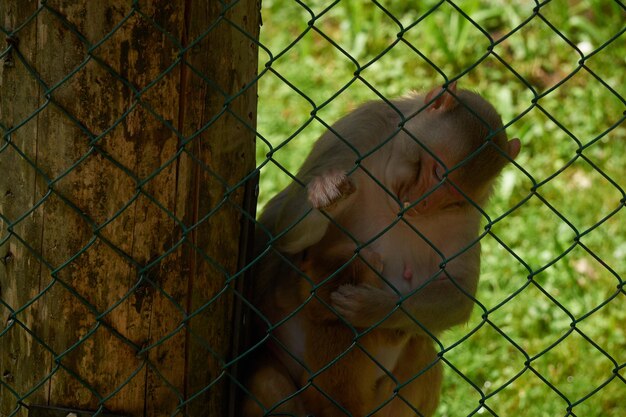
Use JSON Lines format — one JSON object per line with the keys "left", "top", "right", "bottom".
{"left": 330, "top": 284, "right": 473, "bottom": 335}
{"left": 329, "top": 251, "right": 479, "bottom": 335}
{"left": 258, "top": 101, "right": 398, "bottom": 254}
{"left": 259, "top": 170, "right": 356, "bottom": 253}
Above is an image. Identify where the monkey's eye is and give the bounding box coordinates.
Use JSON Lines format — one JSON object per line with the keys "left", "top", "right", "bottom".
{"left": 444, "top": 201, "right": 466, "bottom": 210}
{"left": 412, "top": 161, "right": 422, "bottom": 181}
{"left": 434, "top": 165, "right": 446, "bottom": 182}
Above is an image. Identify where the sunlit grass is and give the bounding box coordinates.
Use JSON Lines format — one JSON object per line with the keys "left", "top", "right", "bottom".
{"left": 256, "top": 1, "right": 626, "bottom": 416}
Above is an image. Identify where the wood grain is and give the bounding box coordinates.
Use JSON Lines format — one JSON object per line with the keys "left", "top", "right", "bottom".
{"left": 0, "top": 1, "right": 259, "bottom": 415}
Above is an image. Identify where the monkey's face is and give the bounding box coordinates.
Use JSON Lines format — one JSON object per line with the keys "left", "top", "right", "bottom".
{"left": 387, "top": 114, "right": 520, "bottom": 218}
{"left": 385, "top": 139, "right": 475, "bottom": 217}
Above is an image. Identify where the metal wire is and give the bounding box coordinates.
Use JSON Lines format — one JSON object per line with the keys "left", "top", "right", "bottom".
{"left": 1, "top": 1, "right": 625, "bottom": 417}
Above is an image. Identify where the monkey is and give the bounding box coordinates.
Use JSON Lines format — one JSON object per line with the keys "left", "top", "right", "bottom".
{"left": 243, "top": 240, "right": 439, "bottom": 417}
{"left": 297, "top": 243, "right": 444, "bottom": 417}
{"left": 242, "top": 82, "right": 521, "bottom": 417}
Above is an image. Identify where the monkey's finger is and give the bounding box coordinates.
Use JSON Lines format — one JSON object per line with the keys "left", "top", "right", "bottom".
{"left": 330, "top": 288, "right": 362, "bottom": 314}
{"left": 332, "top": 284, "right": 357, "bottom": 296}
{"left": 336, "top": 173, "right": 356, "bottom": 196}
{"left": 329, "top": 288, "right": 352, "bottom": 306}
{"left": 329, "top": 300, "right": 358, "bottom": 323}
{"left": 307, "top": 170, "right": 355, "bottom": 209}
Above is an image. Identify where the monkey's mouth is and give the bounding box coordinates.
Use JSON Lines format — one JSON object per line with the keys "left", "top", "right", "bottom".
{"left": 396, "top": 190, "right": 424, "bottom": 217}
{"left": 401, "top": 199, "right": 421, "bottom": 216}
{"left": 395, "top": 176, "right": 434, "bottom": 216}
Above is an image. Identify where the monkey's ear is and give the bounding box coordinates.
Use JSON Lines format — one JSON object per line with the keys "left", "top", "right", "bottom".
{"left": 425, "top": 81, "right": 458, "bottom": 112}
{"left": 507, "top": 138, "right": 521, "bottom": 160}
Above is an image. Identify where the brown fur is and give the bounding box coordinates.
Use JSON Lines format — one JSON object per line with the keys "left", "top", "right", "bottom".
{"left": 299, "top": 245, "right": 443, "bottom": 417}
{"left": 244, "top": 243, "right": 443, "bottom": 417}
{"left": 242, "top": 84, "right": 520, "bottom": 416}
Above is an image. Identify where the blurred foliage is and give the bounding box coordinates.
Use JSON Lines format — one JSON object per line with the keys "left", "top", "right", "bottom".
{"left": 256, "top": 1, "right": 626, "bottom": 416}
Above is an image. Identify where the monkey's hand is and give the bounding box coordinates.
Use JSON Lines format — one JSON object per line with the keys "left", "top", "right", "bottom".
{"left": 307, "top": 170, "right": 356, "bottom": 210}
{"left": 330, "top": 284, "right": 397, "bottom": 328}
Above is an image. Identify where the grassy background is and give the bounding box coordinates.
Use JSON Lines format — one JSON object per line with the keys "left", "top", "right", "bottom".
{"left": 254, "top": 1, "right": 626, "bottom": 416}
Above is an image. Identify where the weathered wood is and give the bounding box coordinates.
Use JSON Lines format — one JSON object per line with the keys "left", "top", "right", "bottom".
{"left": 0, "top": 1, "right": 259, "bottom": 415}
{"left": 174, "top": 1, "right": 260, "bottom": 415}
{"left": 0, "top": 2, "right": 49, "bottom": 417}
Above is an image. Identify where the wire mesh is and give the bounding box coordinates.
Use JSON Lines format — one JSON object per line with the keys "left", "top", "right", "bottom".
{"left": 1, "top": 1, "right": 625, "bottom": 417}
{"left": 1, "top": 1, "right": 260, "bottom": 416}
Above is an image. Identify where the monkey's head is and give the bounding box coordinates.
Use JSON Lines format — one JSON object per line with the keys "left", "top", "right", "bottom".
{"left": 393, "top": 82, "right": 521, "bottom": 215}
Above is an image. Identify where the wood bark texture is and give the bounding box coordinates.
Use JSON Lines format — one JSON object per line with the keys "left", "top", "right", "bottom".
{"left": 0, "top": 1, "right": 259, "bottom": 415}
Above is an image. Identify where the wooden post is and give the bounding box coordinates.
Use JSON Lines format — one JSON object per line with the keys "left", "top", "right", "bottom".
{"left": 0, "top": 1, "right": 259, "bottom": 416}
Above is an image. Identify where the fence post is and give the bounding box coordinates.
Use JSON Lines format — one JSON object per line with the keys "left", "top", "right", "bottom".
{"left": 0, "top": 1, "right": 259, "bottom": 416}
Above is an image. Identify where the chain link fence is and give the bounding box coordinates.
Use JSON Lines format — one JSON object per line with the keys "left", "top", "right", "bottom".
{"left": 2, "top": 1, "right": 625, "bottom": 416}
{"left": 1, "top": 1, "right": 260, "bottom": 415}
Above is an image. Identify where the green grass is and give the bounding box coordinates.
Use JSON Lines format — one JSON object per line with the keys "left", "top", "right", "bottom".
{"left": 255, "top": 1, "right": 626, "bottom": 416}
